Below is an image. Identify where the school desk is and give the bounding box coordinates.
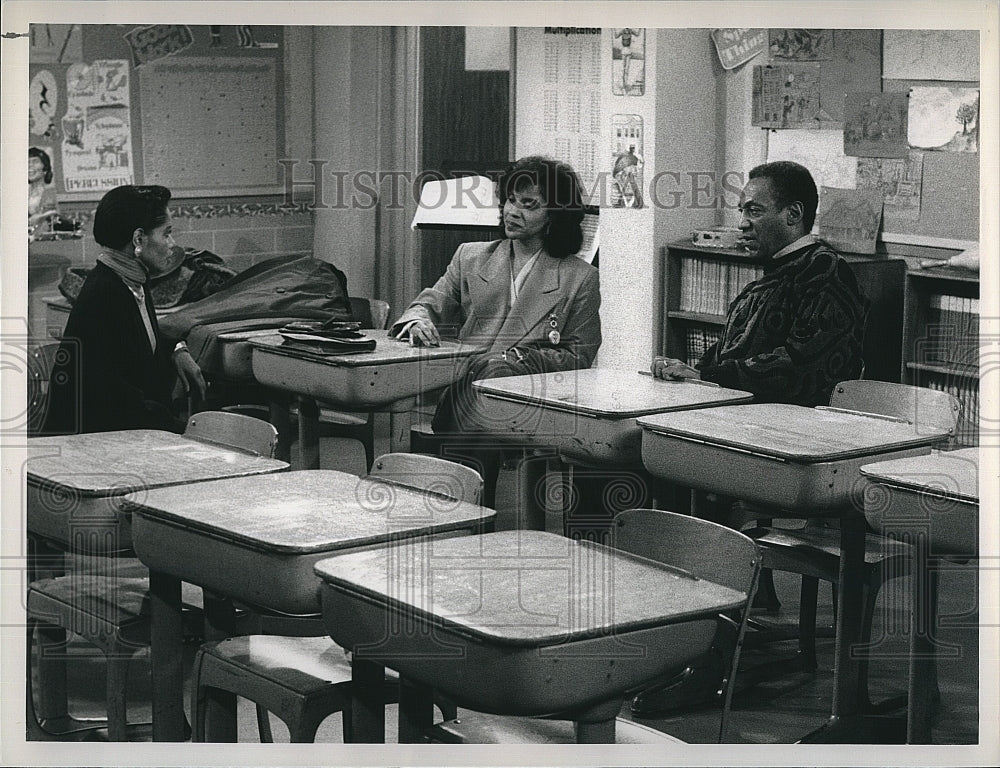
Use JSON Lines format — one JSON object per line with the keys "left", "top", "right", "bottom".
{"left": 471, "top": 368, "right": 751, "bottom": 529}
{"left": 313, "top": 530, "right": 745, "bottom": 743}
{"left": 637, "top": 403, "right": 953, "bottom": 743}
{"left": 124, "top": 469, "right": 494, "bottom": 742}
{"left": 249, "top": 333, "right": 482, "bottom": 468}
{"left": 26, "top": 430, "right": 288, "bottom": 565}
{"left": 860, "top": 448, "right": 979, "bottom": 743}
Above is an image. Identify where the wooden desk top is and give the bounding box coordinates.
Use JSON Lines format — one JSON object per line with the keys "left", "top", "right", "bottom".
{"left": 638, "top": 403, "right": 951, "bottom": 463}
{"left": 124, "top": 470, "right": 494, "bottom": 554}
{"left": 26, "top": 430, "right": 287, "bottom": 496}
{"left": 249, "top": 333, "right": 483, "bottom": 367}
{"left": 472, "top": 368, "right": 752, "bottom": 419}
{"left": 314, "top": 530, "right": 745, "bottom": 647}
{"left": 860, "top": 448, "right": 979, "bottom": 504}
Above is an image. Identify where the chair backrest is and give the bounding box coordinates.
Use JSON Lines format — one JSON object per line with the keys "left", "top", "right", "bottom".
{"left": 369, "top": 452, "right": 483, "bottom": 505}
{"left": 348, "top": 297, "right": 392, "bottom": 330}
{"left": 184, "top": 410, "right": 279, "bottom": 457}
{"left": 829, "top": 379, "right": 960, "bottom": 439}
{"left": 27, "top": 343, "right": 63, "bottom": 436}
{"left": 612, "top": 509, "right": 759, "bottom": 595}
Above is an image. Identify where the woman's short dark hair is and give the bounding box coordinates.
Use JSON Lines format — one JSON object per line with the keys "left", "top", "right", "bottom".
{"left": 93, "top": 185, "right": 172, "bottom": 250}
{"left": 748, "top": 161, "right": 819, "bottom": 232}
{"left": 498, "top": 156, "right": 585, "bottom": 259}
{"left": 29, "top": 146, "right": 53, "bottom": 185}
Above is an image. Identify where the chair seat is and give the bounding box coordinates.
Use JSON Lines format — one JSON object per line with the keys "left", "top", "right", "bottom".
{"left": 29, "top": 576, "right": 152, "bottom": 650}
{"left": 428, "top": 712, "right": 685, "bottom": 744}
{"left": 198, "top": 636, "right": 367, "bottom": 695}
{"left": 749, "top": 525, "right": 912, "bottom": 571}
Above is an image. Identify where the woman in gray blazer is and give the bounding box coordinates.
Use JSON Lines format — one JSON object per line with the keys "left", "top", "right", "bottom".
{"left": 391, "top": 156, "right": 602, "bottom": 503}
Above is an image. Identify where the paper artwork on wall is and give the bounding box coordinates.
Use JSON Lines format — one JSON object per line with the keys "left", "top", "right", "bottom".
{"left": 768, "top": 29, "right": 833, "bottom": 60}
{"left": 612, "top": 28, "right": 645, "bottom": 96}
{"left": 752, "top": 64, "right": 830, "bottom": 128}
{"left": 123, "top": 24, "right": 195, "bottom": 67}
{"left": 767, "top": 130, "right": 857, "bottom": 210}
{"left": 883, "top": 30, "right": 979, "bottom": 82}
{"left": 711, "top": 28, "right": 767, "bottom": 70}
{"left": 817, "top": 186, "right": 883, "bottom": 254}
{"left": 855, "top": 153, "right": 924, "bottom": 222}
{"left": 843, "top": 92, "right": 909, "bottom": 158}
{"left": 61, "top": 60, "right": 135, "bottom": 193}
{"left": 610, "top": 115, "right": 644, "bottom": 208}
{"left": 908, "top": 87, "right": 979, "bottom": 153}
{"left": 29, "top": 69, "right": 60, "bottom": 141}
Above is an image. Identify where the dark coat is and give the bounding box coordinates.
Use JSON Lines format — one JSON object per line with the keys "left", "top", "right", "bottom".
{"left": 43, "top": 262, "right": 181, "bottom": 435}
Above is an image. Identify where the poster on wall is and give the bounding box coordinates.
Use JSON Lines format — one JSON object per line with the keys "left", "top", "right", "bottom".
{"left": 752, "top": 63, "right": 828, "bottom": 128}
{"left": 855, "top": 153, "right": 924, "bottom": 221}
{"left": 908, "top": 87, "right": 979, "bottom": 153}
{"left": 29, "top": 69, "right": 60, "bottom": 142}
{"left": 883, "top": 30, "right": 979, "bottom": 81}
{"left": 610, "top": 114, "right": 643, "bottom": 208}
{"left": 843, "top": 92, "right": 909, "bottom": 158}
{"left": 60, "top": 60, "right": 135, "bottom": 192}
{"left": 766, "top": 129, "right": 857, "bottom": 204}
{"left": 612, "top": 28, "right": 645, "bottom": 95}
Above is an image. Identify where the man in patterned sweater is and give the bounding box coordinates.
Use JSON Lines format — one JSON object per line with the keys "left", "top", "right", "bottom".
{"left": 633, "top": 161, "right": 870, "bottom": 719}
{"left": 652, "top": 160, "right": 869, "bottom": 407}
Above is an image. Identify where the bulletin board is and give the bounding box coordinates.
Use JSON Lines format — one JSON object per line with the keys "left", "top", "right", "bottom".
{"left": 28, "top": 24, "right": 285, "bottom": 200}
{"left": 756, "top": 29, "right": 979, "bottom": 244}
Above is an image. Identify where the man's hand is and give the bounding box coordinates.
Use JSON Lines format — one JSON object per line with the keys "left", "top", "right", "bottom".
{"left": 651, "top": 355, "right": 701, "bottom": 381}
{"left": 172, "top": 347, "right": 207, "bottom": 399}
{"left": 396, "top": 317, "right": 440, "bottom": 347}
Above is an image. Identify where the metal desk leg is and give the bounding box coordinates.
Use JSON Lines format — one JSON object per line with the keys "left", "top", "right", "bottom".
{"left": 149, "top": 569, "right": 186, "bottom": 741}
{"left": 908, "top": 549, "right": 939, "bottom": 743}
{"left": 298, "top": 396, "right": 321, "bottom": 470}
{"left": 268, "top": 396, "right": 294, "bottom": 464}
{"left": 201, "top": 591, "right": 238, "bottom": 742}
{"left": 398, "top": 677, "right": 434, "bottom": 743}
{"left": 516, "top": 451, "right": 551, "bottom": 531}
{"left": 388, "top": 398, "right": 415, "bottom": 454}
{"left": 350, "top": 658, "right": 387, "bottom": 743}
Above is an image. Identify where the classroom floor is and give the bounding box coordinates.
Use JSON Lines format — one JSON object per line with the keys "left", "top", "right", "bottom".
{"left": 28, "top": 437, "right": 979, "bottom": 745}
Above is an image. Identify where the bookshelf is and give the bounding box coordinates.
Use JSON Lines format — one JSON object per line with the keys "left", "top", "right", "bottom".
{"left": 901, "top": 267, "right": 980, "bottom": 446}
{"left": 661, "top": 240, "right": 906, "bottom": 384}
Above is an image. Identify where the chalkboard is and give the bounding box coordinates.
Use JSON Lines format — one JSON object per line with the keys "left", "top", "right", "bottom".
{"left": 28, "top": 24, "right": 285, "bottom": 200}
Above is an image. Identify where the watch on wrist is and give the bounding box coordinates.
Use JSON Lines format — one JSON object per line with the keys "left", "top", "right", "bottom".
{"left": 173, "top": 341, "right": 188, "bottom": 355}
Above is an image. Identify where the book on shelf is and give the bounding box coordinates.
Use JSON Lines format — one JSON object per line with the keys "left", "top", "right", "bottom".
{"left": 917, "top": 371, "right": 979, "bottom": 447}
{"left": 924, "top": 293, "right": 980, "bottom": 368}
{"left": 678, "top": 257, "right": 763, "bottom": 315}
{"left": 685, "top": 327, "right": 722, "bottom": 367}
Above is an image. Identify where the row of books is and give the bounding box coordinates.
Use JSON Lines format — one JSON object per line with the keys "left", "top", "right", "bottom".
{"left": 678, "top": 257, "right": 763, "bottom": 316}
{"left": 684, "top": 327, "right": 722, "bottom": 367}
{"left": 919, "top": 373, "right": 979, "bottom": 447}
{"left": 923, "top": 294, "right": 980, "bottom": 368}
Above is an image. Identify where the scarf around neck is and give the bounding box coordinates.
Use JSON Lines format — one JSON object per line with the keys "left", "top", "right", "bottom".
{"left": 97, "top": 247, "right": 149, "bottom": 289}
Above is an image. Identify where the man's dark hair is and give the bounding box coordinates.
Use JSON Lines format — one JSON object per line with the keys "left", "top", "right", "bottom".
{"left": 748, "top": 160, "right": 819, "bottom": 232}
{"left": 93, "top": 185, "right": 172, "bottom": 249}
{"left": 498, "top": 155, "right": 585, "bottom": 259}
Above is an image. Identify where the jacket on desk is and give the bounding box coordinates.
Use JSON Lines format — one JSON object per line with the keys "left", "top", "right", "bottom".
{"left": 392, "top": 239, "right": 602, "bottom": 374}
{"left": 43, "top": 262, "right": 181, "bottom": 435}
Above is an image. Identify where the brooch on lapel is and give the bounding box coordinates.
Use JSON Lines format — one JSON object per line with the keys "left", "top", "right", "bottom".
{"left": 547, "top": 313, "right": 561, "bottom": 346}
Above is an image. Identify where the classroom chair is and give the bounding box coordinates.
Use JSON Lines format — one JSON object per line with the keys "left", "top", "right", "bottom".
{"left": 26, "top": 410, "right": 279, "bottom": 741}
{"left": 742, "top": 380, "right": 960, "bottom": 710}
{"left": 189, "top": 453, "right": 483, "bottom": 743}
{"left": 286, "top": 296, "right": 391, "bottom": 470}
{"left": 422, "top": 508, "right": 761, "bottom": 744}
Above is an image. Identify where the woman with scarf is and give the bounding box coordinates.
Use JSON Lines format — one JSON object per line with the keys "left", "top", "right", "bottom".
{"left": 43, "top": 185, "right": 206, "bottom": 435}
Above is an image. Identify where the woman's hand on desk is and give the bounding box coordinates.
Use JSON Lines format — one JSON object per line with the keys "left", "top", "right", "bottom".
{"left": 651, "top": 356, "right": 700, "bottom": 381}
{"left": 396, "top": 317, "right": 441, "bottom": 347}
